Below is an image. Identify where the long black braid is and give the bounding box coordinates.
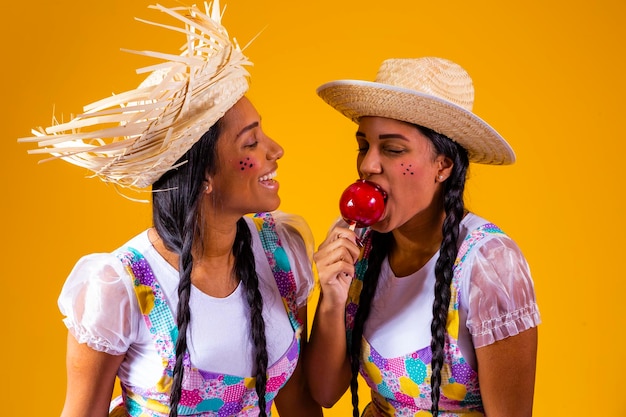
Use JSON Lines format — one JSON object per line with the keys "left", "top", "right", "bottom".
{"left": 233, "top": 218, "right": 269, "bottom": 415}
{"left": 151, "top": 119, "right": 269, "bottom": 417}
{"left": 420, "top": 125, "right": 469, "bottom": 416}
{"left": 347, "top": 124, "right": 469, "bottom": 417}
{"left": 349, "top": 231, "right": 393, "bottom": 417}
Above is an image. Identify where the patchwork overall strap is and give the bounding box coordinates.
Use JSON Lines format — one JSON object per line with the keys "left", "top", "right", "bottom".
{"left": 253, "top": 212, "right": 303, "bottom": 331}
{"left": 117, "top": 247, "right": 189, "bottom": 371}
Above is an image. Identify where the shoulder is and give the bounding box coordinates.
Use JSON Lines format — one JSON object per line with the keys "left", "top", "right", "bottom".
{"left": 458, "top": 213, "right": 525, "bottom": 263}
{"left": 457, "top": 214, "right": 532, "bottom": 294}
{"left": 60, "top": 230, "right": 152, "bottom": 306}
{"left": 457, "top": 215, "right": 540, "bottom": 346}
{"left": 459, "top": 213, "right": 511, "bottom": 242}
{"left": 58, "top": 252, "right": 141, "bottom": 355}
{"left": 456, "top": 213, "right": 534, "bottom": 307}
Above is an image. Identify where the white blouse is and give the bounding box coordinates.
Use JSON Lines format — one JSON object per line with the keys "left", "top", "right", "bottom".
{"left": 58, "top": 212, "right": 315, "bottom": 388}
{"left": 362, "top": 213, "right": 541, "bottom": 370}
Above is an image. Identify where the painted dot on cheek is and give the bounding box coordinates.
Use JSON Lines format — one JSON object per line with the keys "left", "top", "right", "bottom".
{"left": 400, "top": 163, "right": 414, "bottom": 176}
{"left": 239, "top": 157, "right": 255, "bottom": 170}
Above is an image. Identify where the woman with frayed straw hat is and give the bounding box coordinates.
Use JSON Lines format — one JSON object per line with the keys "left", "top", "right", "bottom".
{"left": 19, "top": 3, "right": 322, "bottom": 417}
{"left": 305, "top": 57, "right": 541, "bottom": 417}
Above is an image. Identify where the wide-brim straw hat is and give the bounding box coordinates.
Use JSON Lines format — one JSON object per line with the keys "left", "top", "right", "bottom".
{"left": 317, "top": 57, "right": 515, "bottom": 165}
{"left": 19, "top": 1, "right": 252, "bottom": 190}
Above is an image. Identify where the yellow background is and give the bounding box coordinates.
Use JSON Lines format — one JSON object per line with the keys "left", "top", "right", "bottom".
{"left": 3, "top": 0, "right": 625, "bottom": 415}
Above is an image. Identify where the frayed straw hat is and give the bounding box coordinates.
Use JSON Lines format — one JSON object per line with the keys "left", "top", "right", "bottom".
{"left": 317, "top": 57, "right": 515, "bottom": 165}
{"left": 19, "top": 1, "right": 252, "bottom": 190}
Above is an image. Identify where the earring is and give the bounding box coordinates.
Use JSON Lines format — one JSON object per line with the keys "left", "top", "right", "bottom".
{"left": 438, "top": 175, "right": 444, "bottom": 181}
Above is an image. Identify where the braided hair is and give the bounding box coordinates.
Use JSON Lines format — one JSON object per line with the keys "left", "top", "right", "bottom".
{"left": 348, "top": 124, "right": 469, "bottom": 417}
{"left": 152, "top": 119, "right": 269, "bottom": 417}
{"left": 424, "top": 125, "right": 469, "bottom": 416}
{"left": 349, "top": 231, "right": 392, "bottom": 417}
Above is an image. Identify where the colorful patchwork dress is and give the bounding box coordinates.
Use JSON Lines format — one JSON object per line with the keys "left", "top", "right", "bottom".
{"left": 58, "top": 212, "right": 314, "bottom": 417}
{"left": 346, "top": 213, "right": 541, "bottom": 416}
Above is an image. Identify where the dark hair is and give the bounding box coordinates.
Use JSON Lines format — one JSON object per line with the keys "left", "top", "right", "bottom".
{"left": 152, "top": 120, "right": 269, "bottom": 417}
{"left": 348, "top": 124, "right": 469, "bottom": 417}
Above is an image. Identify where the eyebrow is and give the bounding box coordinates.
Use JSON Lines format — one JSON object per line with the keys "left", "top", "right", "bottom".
{"left": 356, "top": 131, "right": 410, "bottom": 141}
{"left": 236, "top": 121, "right": 259, "bottom": 138}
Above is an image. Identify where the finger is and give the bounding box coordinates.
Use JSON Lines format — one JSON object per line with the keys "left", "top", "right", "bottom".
{"left": 336, "top": 239, "right": 361, "bottom": 264}
{"left": 323, "top": 265, "right": 355, "bottom": 288}
{"left": 335, "top": 228, "right": 363, "bottom": 250}
{"left": 314, "top": 253, "right": 353, "bottom": 279}
{"left": 315, "top": 237, "right": 355, "bottom": 262}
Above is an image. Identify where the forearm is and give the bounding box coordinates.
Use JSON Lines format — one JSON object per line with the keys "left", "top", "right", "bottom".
{"left": 305, "top": 294, "right": 352, "bottom": 407}
{"left": 274, "top": 359, "right": 322, "bottom": 417}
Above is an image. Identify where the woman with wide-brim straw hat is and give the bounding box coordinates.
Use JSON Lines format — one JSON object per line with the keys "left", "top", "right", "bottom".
{"left": 305, "top": 57, "right": 541, "bottom": 417}
{"left": 19, "top": 3, "right": 322, "bottom": 417}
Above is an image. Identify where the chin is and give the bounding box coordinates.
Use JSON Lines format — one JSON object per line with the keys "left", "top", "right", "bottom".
{"left": 257, "top": 197, "right": 281, "bottom": 213}
{"left": 370, "top": 219, "right": 392, "bottom": 234}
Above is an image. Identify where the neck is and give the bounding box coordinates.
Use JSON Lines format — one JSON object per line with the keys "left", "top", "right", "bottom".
{"left": 192, "top": 214, "right": 242, "bottom": 297}
{"left": 150, "top": 213, "right": 244, "bottom": 298}
{"left": 389, "top": 208, "right": 446, "bottom": 277}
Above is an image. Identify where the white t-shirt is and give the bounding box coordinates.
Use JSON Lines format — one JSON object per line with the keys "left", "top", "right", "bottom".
{"left": 362, "top": 213, "right": 541, "bottom": 370}
{"left": 58, "top": 212, "right": 314, "bottom": 388}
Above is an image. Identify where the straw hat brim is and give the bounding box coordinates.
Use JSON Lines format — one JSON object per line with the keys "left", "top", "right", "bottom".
{"left": 317, "top": 80, "right": 515, "bottom": 165}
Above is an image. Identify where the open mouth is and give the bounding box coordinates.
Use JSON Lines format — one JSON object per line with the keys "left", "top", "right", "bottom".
{"left": 258, "top": 171, "right": 277, "bottom": 182}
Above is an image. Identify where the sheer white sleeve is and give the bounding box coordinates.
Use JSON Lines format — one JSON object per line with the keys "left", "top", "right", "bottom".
{"left": 272, "top": 211, "right": 315, "bottom": 308}
{"left": 57, "top": 253, "right": 138, "bottom": 355}
{"left": 463, "top": 236, "right": 541, "bottom": 348}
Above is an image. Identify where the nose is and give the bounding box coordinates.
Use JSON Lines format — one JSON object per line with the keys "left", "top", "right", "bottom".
{"left": 266, "top": 136, "right": 284, "bottom": 161}
{"left": 358, "top": 148, "right": 382, "bottom": 178}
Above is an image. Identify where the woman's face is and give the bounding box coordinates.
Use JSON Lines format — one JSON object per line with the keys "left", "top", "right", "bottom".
{"left": 208, "top": 97, "right": 284, "bottom": 216}
{"left": 355, "top": 116, "right": 451, "bottom": 233}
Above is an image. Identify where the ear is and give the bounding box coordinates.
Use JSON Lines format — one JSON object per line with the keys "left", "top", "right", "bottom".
{"left": 435, "top": 155, "right": 454, "bottom": 182}
{"left": 203, "top": 177, "right": 214, "bottom": 194}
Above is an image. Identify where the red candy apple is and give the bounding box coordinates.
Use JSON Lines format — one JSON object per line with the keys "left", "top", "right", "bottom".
{"left": 339, "top": 179, "right": 387, "bottom": 229}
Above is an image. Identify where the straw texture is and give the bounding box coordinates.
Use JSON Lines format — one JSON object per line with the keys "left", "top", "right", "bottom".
{"left": 317, "top": 58, "right": 515, "bottom": 165}
{"left": 19, "top": 1, "right": 252, "bottom": 189}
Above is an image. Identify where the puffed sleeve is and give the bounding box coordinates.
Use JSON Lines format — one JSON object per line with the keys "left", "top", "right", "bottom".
{"left": 272, "top": 211, "right": 315, "bottom": 308}
{"left": 57, "top": 253, "right": 139, "bottom": 355}
{"left": 462, "top": 236, "right": 541, "bottom": 348}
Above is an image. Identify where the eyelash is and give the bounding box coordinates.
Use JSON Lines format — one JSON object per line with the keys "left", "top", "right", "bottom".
{"left": 357, "top": 146, "right": 405, "bottom": 155}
